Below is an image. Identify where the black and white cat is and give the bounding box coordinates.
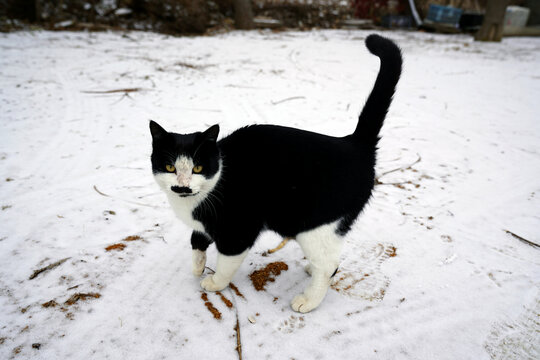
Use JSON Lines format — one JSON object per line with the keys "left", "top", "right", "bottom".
{"left": 150, "top": 34, "right": 402, "bottom": 313}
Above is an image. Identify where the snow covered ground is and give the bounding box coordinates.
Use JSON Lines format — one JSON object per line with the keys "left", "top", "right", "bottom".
{"left": 0, "top": 29, "right": 539, "bottom": 360}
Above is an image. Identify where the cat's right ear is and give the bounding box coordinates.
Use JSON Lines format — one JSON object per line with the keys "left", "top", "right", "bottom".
{"left": 202, "top": 124, "right": 220, "bottom": 143}
{"left": 149, "top": 120, "right": 167, "bottom": 141}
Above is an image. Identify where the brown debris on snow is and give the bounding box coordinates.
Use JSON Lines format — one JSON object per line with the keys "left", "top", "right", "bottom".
{"left": 229, "top": 282, "right": 245, "bottom": 299}
{"left": 42, "top": 300, "right": 59, "bottom": 308}
{"left": 249, "top": 261, "right": 288, "bottom": 291}
{"left": 64, "top": 292, "right": 101, "bottom": 306}
{"left": 105, "top": 243, "right": 126, "bottom": 251}
{"left": 122, "top": 235, "right": 142, "bottom": 242}
{"left": 386, "top": 246, "right": 397, "bottom": 257}
{"left": 331, "top": 272, "right": 364, "bottom": 292}
{"left": 29, "top": 257, "right": 70, "bottom": 280}
{"left": 216, "top": 291, "right": 233, "bottom": 309}
{"left": 200, "top": 292, "right": 222, "bottom": 320}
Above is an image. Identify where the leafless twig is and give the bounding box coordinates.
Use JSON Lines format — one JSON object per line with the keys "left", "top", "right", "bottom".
{"left": 227, "top": 282, "right": 244, "bottom": 360}
{"left": 93, "top": 185, "right": 160, "bottom": 208}
{"left": 81, "top": 88, "right": 143, "bottom": 94}
{"left": 234, "top": 315, "right": 243, "bottom": 360}
{"left": 204, "top": 265, "right": 243, "bottom": 359}
{"left": 377, "top": 153, "right": 422, "bottom": 181}
{"left": 29, "top": 258, "right": 70, "bottom": 280}
{"left": 268, "top": 237, "right": 291, "bottom": 254}
{"left": 271, "top": 96, "right": 305, "bottom": 105}
{"left": 504, "top": 229, "right": 539, "bottom": 249}
{"left": 110, "top": 92, "right": 134, "bottom": 105}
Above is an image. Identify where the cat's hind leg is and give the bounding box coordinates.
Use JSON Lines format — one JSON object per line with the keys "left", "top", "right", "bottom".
{"left": 201, "top": 249, "right": 249, "bottom": 291}
{"left": 292, "top": 222, "right": 343, "bottom": 313}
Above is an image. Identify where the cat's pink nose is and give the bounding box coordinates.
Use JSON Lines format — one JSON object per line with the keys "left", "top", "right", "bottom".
{"left": 177, "top": 172, "right": 191, "bottom": 187}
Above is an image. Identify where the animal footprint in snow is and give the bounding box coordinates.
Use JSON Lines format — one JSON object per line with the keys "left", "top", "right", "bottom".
{"left": 277, "top": 315, "right": 305, "bottom": 334}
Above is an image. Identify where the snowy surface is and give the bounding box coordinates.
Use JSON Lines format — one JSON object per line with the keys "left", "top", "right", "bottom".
{"left": 0, "top": 29, "right": 539, "bottom": 359}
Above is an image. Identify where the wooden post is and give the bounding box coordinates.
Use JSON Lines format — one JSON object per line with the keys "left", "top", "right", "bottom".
{"left": 234, "top": 0, "right": 254, "bottom": 30}
{"left": 474, "top": 0, "right": 510, "bottom": 42}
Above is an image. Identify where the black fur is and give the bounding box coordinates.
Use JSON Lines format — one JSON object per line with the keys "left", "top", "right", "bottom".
{"left": 150, "top": 34, "right": 402, "bottom": 256}
{"left": 150, "top": 123, "right": 221, "bottom": 180}
{"left": 191, "top": 231, "right": 212, "bottom": 251}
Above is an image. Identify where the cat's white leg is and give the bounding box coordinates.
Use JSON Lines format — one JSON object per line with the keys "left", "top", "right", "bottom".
{"left": 292, "top": 222, "right": 343, "bottom": 313}
{"left": 201, "top": 249, "right": 249, "bottom": 292}
{"left": 192, "top": 249, "right": 206, "bottom": 276}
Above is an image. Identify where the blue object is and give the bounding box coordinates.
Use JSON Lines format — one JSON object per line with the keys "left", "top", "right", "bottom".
{"left": 426, "top": 4, "right": 463, "bottom": 26}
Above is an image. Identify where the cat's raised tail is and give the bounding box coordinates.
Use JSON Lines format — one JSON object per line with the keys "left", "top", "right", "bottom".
{"left": 352, "top": 34, "right": 402, "bottom": 146}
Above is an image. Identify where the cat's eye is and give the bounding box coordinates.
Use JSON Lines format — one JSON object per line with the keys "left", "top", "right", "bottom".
{"left": 193, "top": 165, "right": 203, "bottom": 174}
{"left": 165, "top": 164, "right": 176, "bottom": 173}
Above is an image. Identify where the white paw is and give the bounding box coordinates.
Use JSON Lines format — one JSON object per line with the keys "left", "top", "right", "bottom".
{"left": 291, "top": 294, "right": 320, "bottom": 313}
{"left": 200, "top": 275, "right": 228, "bottom": 292}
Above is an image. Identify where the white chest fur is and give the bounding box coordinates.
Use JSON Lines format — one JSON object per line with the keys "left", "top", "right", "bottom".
{"left": 167, "top": 193, "right": 206, "bottom": 233}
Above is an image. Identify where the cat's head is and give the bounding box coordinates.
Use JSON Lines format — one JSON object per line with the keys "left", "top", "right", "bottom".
{"left": 149, "top": 120, "right": 221, "bottom": 200}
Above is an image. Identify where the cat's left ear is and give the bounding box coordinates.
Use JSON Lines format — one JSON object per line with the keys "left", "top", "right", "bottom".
{"left": 202, "top": 124, "right": 220, "bottom": 143}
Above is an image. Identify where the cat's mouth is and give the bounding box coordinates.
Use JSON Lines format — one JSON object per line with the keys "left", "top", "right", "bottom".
{"left": 171, "top": 186, "right": 198, "bottom": 197}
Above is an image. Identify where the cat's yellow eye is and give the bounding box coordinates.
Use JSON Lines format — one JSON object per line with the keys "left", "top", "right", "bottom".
{"left": 193, "top": 165, "right": 203, "bottom": 174}
{"left": 165, "top": 164, "right": 176, "bottom": 173}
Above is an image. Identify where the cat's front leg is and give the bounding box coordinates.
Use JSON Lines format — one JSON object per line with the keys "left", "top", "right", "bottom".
{"left": 192, "top": 250, "right": 206, "bottom": 276}
{"left": 191, "top": 231, "right": 212, "bottom": 277}
{"left": 201, "top": 249, "right": 249, "bottom": 292}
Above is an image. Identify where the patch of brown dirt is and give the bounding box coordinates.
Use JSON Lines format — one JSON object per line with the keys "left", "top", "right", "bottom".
{"left": 216, "top": 291, "right": 233, "bottom": 308}
{"left": 105, "top": 243, "right": 126, "bottom": 251}
{"left": 249, "top": 261, "right": 288, "bottom": 291}
{"left": 201, "top": 292, "right": 221, "bottom": 320}
{"left": 229, "top": 282, "right": 245, "bottom": 299}
{"left": 64, "top": 292, "right": 101, "bottom": 305}
{"left": 122, "top": 235, "right": 142, "bottom": 242}
{"left": 386, "top": 246, "right": 397, "bottom": 257}
{"left": 42, "top": 300, "right": 59, "bottom": 308}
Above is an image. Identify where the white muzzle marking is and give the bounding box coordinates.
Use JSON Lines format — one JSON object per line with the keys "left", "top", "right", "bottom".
{"left": 175, "top": 156, "right": 195, "bottom": 188}
{"left": 177, "top": 172, "right": 192, "bottom": 187}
